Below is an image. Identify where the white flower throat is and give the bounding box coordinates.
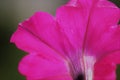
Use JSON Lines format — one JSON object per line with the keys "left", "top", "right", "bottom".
{"left": 68, "top": 53, "right": 96, "bottom": 80}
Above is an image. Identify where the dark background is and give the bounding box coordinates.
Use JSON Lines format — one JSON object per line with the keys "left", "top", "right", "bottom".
{"left": 0, "top": 0, "right": 119, "bottom": 80}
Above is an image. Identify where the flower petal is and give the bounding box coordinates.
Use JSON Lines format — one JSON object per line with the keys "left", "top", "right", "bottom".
{"left": 11, "top": 26, "right": 66, "bottom": 63}
{"left": 56, "top": 5, "right": 87, "bottom": 52}
{"left": 84, "top": 0, "right": 120, "bottom": 60}
{"left": 26, "top": 74, "right": 73, "bottom": 80}
{"left": 16, "top": 12, "right": 67, "bottom": 56}
{"left": 94, "top": 51, "right": 120, "bottom": 80}
{"left": 11, "top": 25, "right": 71, "bottom": 79}
{"left": 56, "top": 4, "right": 90, "bottom": 76}
{"left": 11, "top": 9, "right": 84, "bottom": 77}
{"left": 19, "top": 54, "right": 70, "bottom": 79}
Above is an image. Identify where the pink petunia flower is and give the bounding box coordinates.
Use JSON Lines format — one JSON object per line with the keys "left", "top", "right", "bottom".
{"left": 10, "top": 0, "right": 120, "bottom": 80}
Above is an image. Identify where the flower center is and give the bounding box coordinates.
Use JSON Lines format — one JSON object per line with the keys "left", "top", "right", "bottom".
{"left": 75, "top": 74, "right": 84, "bottom": 80}
{"left": 69, "top": 54, "right": 96, "bottom": 80}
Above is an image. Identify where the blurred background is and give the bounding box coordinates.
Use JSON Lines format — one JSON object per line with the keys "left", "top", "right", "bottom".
{"left": 0, "top": 0, "right": 119, "bottom": 80}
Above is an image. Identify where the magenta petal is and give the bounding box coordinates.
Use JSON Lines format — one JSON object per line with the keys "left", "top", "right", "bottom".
{"left": 56, "top": 5, "right": 90, "bottom": 75}
{"left": 84, "top": 0, "right": 120, "bottom": 60}
{"left": 94, "top": 51, "right": 120, "bottom": 80}
{"left": 86, "top": 26, "right": 120, "bottom": 60}
{"left": 56, "top": 5, "right": 87, "bottom": 51}
{"left": 19, "top": 54, "right": 70, "bottom": 79}
{"left": 11, "top": 26, "right": 65, "bottom": 62}
{"left": 11, "top": 24, "right": 72, "bottom": 79}
{"left": 22, "top": 12, "right": 60, "bottom": 52}
{"left": 14, "top": 12, "right": 67, "bottom": 56}
{"left": 26, "top": 75, "right": 73, "bottom": 80}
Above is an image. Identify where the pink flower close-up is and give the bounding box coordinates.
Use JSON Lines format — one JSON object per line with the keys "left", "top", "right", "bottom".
{"left": 10, "top": 0, "right": 120, "bottom": 80}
